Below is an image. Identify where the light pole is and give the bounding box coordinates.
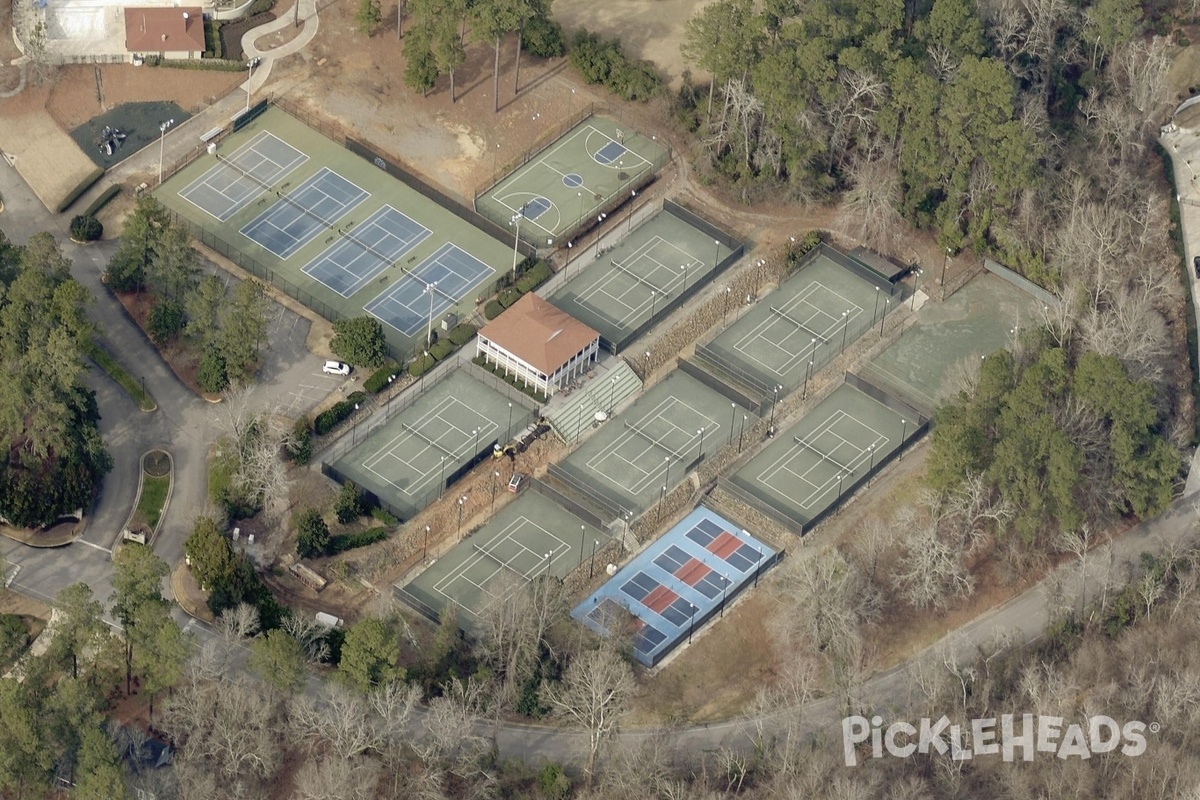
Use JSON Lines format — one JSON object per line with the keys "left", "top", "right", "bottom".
{"left": 439, "top": 455, "right": 447, "bottom": 491}
{"left": 680, "top": 263, "right": 689, "bottom": 292}
{"left": 491, "top": 470, "right": 500, "bottom": 512}
{"left": 591, "top": 213, "right": 608, "bottom": 259}
{"left": 140, "top": 375, "right": 146, "bottom": 402}
{"left": 723, "top": 285, "right": 732, "bottom": 325}
{"left": 840, "top": 310, "right": 850, "bottom": 353}
{"left": 577, "top": 191, "right": 584, "bottom": 226}
{"left": 352, "top": 403, "right": 360, "bottom": 445}
{"left": 754, "top": 545, "right": 763, "bottom": 587}
{"left": 423, "top": 525, "right": 431, "bottom": 560}
{"left": 627, "top": 189, "right": 637, "bottom": 232}
{"left": 420, "top": 350, "right": 429, "bottom": 392}
{"left": 657, "top": 484, "right": 667, "bottom": 526}
{"left": 506, "top": 402, "right": 513, "bottom": 441}
{"left": 940, "top": 247, "right": 951, "bottom": 301}
{"left": 609, "top": 377, "right": 616, "bottom": 414}
{"left": 880, "top": 298, "right": 888, "bottom": 337}
{"left": 543, "top": 551, "right": 552, "bottom": 578}
{"left": 911, "top": 268, "right": 923, "bottom": 310}
{"left": 650, "top": 289, "right": 657, "bottom": 319}
{"left": 688, "top": 602, "right": 697, "bottom": 644}
{"left": 836, "top": 471, "right": 846, "bottom": 512}
{"left": 244, "top": 56, "right": 261, "bottom": 112}
{"left": 739, "top": 414, "right": 747, "bottom": 452}
{"left": 510, "top": 208, "right": 525, "bottom": 279}
{"left": 473, "top": 427, "right": 481, "bottom": 457}
{"left": 697, "top": 427, "right": 705, "bottom": 459}
{"left": 769, "top": 384, "right": 781, "bottom": 430}
{"left": 729, "top": 402, "right": 736, "bottom": 445}
{"left": 899, "top": 419, "right": 907, "bottom": 462}
{"left": 578, "top": 525, "right": 586, "bottom": 566}
{"left": 719, "top": 573, "right": 729, "bottom": 618}
{"left": 663, "top": 456, "right": 671, "bottom": 487}
{"left": 589, "top": 538, "right": 599, "bottom": 579}
{"left": 425, "top": 281, "right": 438, "bottom": 348}
{"left": 713, "top": 239, "right": 721, "bottom": 267}
{"left": 457, "top": 495, "right": 467, "bottom": 536}
{"left": 872, "top": 286, "right": 880, "bottom": 326}
{"left": 157, "top": 118, "right": 175, "bottom": 184}
{"left": 803, "top": 359, "right": 813, "bottom": 400}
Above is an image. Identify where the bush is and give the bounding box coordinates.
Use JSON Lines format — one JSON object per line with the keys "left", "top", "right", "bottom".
{"left": 69, "top": 215, "right": 103, "bottom": 242}
{"left": 568, "top": 29, "right": 662, "bottom": 101}
{"left": 408, "top": 352, "right": 436, "bottom": 377}
{"left": 447, "top": 323, "right": 478, "bottom": 347}
{"left": 249, "top": 0, "right": 274, "bottom": 13}
{"left": 148, "top": 299, "right": 185, "bottom": 344}
{"left": 498, "top": 287, "right": 522, "bottom": 308}
{"left": 327, "top": 526, "right": 389, "bottom": 555}
{"left": 484, "top": 299, "right": 504, "bottom": 320}
{"left": 203, "top": 18, "right": 222, "bottom": 59}
{"left": 314, "top": 399, "right": 358, "bottom": 435}
{"left": 363, "top": 363, "right": 404, "bottom": 393}
{"left": 0, "top": 615, "right": 29, "bottom": 670}
{"left": 157, "top": 58, "right": 245, "bottom": 71}
{"left": 288, "top": 416, "right": 312, "bottom": 465}
{"left": 522, "top": 15, "right": 565, "bottom": 58}
{"left": 197, "top": 349, "right": 229, "bottom": 393}
{"left": 295, "top": 507, "right": 329, "bottom": 558}
{"left": 536, "top": 763, "right": 571, "bottom": 800}
{"left": 370, "top": 506, "right": 398, "bottom": 526}
{"left": 334, "top": 481, "right": 364, "bottom": 524}
{"left": 330, "top": 316, "right": 387, "bottom": 368}
{"left": 516, "top": 261, "right": 552, "bottom": 293}
{"left": 429, "top": 339, "right": 455, "bottom": 361}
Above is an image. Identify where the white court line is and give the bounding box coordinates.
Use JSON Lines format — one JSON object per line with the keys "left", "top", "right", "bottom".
{"left": 754, "top": 410, "right": 890, "bottom": 510}
{"left": 586, "top": 396, "right": 719, "bottom": 496}
{"left": 576, "top": 236, "right": 698, "bottom": 326}
{"left": 733, "top": 282, "right": 864, "bottom": 378}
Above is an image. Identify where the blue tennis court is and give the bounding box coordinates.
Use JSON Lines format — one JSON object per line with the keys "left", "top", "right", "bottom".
{"left": 179, "top": 132, "right": 308, "bottom": 222}
{"left": 240, "top": 167, "right": 370, "bottom": 259}
{"left": 301, "top": 205, "right": 432, "bottom": 297}
{"left": 572, "top": 507, "right": 779, "bottom": 666}
{"left": 364, "top": 243, "right": 495, "bottom": 335}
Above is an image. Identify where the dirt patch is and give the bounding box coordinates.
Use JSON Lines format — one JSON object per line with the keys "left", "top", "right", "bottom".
{"left": 111, "top": 289, "right": 214, "bottom": 400}
{"left": 221, "top": 11, "right": 278, "bottom": 61}
{"left": 1168, "top": 39, "right": 1200, "bottom": 102}
{"left": 553, "top": 0, "right": 714, "bottom": 86}
{"left": 0, "top": 110, "right": 100, "bottom": 212}
{"left": 0, "top": 591, "right": 52, "bottom": 621}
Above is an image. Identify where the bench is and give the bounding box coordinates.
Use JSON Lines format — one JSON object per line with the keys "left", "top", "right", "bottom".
{"left": 199, "top": 126, "right": 223, "bottom": 143}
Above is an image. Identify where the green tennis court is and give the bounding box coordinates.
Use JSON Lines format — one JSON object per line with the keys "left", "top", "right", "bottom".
{"left": 329, "top": 370, "right": 536, "bottom": 519}
{"left": 556, "top": 370, "right": 759, "bottom": 514}
{"left": 700, "top": 253, "right": 891, "bottom": 394}
{"left": 155, "top": 105, "right": 511, "bottom": 355}
{"left": 729, "top": 382, "right": 912, "bottom": 527}
{"left": 475, "top": 116, "right": 669, "bottom": 244}
{"left": 550, "top": 208, "right": 734, "bottom": 347}
{"left": 396, "top": 491, "right": 610, "bottom": 628}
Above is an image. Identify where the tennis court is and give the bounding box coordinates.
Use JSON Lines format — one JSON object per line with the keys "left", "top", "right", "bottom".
{"left": 179, "top": 131, "right": 308, "bottom": 222}
{"left": 728, "top": 382, "right": 913, "bottom": 527}
{"left": 363, "top": 243, "right": 495, "bottom": 335}
{"left": 398, "top": 492, "right": 610, "bottom": 627}
{"left": 556, "top": 370, "right": 757, "bottom": 513}
{"left": 550, "top": 208, "right": 735, "bottom": 347}
{"left": 330, "top": 370, "right": 536, "bottom": 519}
{"left": 240, "top": 168, "right": 371, "bottom": 259}
{"left": 475, "top": 116, "right": 669, "bottom": 243}
{"left": 701, "top": 252, "right": 891, "bottom": 393}
{"left": 572, "top": 507, "right": 779, "bottom": 666}
{"left": 300, "top": 205, "right": 431, "bottom": 297}
{"left": 156, "top": 106, "right": 511, "bottom": 355}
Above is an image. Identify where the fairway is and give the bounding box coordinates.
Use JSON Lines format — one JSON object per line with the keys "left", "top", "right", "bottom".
{"left": 157, "top": 105, "right": 510, "bottom": 356}
{"left": 476, "top": 116, "right": 669, "bottom": 243}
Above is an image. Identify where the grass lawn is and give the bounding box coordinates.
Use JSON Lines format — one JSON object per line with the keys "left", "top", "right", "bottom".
{"left": 87, "top": 341, "right": 157, "bottom": 411}
{"left": 135, "top": 472, "right": 170, "bottom": 533}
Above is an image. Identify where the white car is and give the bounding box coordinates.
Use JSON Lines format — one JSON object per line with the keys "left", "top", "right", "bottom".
{"left": 323, "top": 360, "right": 351, "bottom": 376}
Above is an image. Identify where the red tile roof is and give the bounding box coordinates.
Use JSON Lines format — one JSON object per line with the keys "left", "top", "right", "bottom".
{"left": 124, "top": 7, "right": 205, "bottom": 54}
{"left": 479, "top": 294, "right": 598, "bottom": 374}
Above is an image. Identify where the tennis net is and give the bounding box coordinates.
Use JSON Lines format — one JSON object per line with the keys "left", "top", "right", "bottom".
{"left": 612, "top": 259, "right": 667, "bottom": 295}
{"left": 472, "top": 542, "right": 531, "bottom": 582}
{"left": 218, "top": 153, "right": 403, "bottom": 271}
{"left": 624, "top": 421, "right": 688, "bottom": 462}
{"left": 401, "top": 422, "right": 460, "bottom": 460}
{"left": 793, "top": 435, "right": 853, "bottom": 474}
{"left": 770, "top": 306, "right": 828, "bottom": 345}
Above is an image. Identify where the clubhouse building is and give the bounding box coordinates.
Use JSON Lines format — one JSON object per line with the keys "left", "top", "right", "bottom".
{"left": 476, "top": 293, "right": 600, "bottom": 396}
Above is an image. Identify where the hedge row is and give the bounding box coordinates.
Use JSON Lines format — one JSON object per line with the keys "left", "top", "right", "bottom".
{"left": 447, "top": 323, "right": 478, "bottom": 347}
{"left": 154, "top": 57, "right": 246, "bottom": 71}
{"left": 314, "top": 390, "right": 367, "bottom": 435}
{"left": 327, "top": 526, "right": 389, "bottom": 555}
{"left": 472, "top": 356, "right": 548, "bottom": 403}
{"left": 364, "top": 363, "right": 405, "bottom": 393}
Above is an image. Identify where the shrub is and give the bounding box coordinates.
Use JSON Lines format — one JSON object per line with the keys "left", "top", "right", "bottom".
{"left": 158, "top": 58, "right": 245, "bottom": 71}
{"left": 522, "top": 15, "right": 565, "bottom": 58}
{"left": 288, "top": 416, "right": 312, "bottom": 465}
{"left": 148, "top": 299, "right": 185, "bottom": 344}
{"left": 0, "top": 615, "right": 29, "bottom": 670}
{"left": 408, "top": 352, "right": 436, "bottom": 377}
{"left": 203, "top": 18, "right": 222, "bottom": 59}
{"left": 484, "top": 299, "right": 504, "bottom": 320}
{"left": 334, "top": 481, "right": 364, "bottom": 524}
{"left": 363, "top": 363, "right": 404, "bottom": 393}
{"left": 568, "top": 29, "right": 662, "bottom": 101}
{"left": 498, "top": 287, "right": 522, "bottom": 308}
{"left": 447, "top": 323, "right": 477, "bottom": 347}
{"left": 516, "top": 261, "right": 552, "bottom": 293}
{"left": 69, "top": 215, "right": 103, "bottom": 242}
{"left": 295, "top": 507, "right": 330, "bottom": 558}
{"left": 537, "top": 763, "right": 571, "bottom": 799}
{"left": 370, "top": 506, "right": 398, "bottom": 526}
{"left": 197, "top": 349, "right": 229, "bottom": 393}
{"left": 327, "top": 526, "right": 388, "bottom": 555}
{"left": 314, "top": 400, "right": 357, "bottom": 435}
{"left": 249, "top": 0, "right": 274, "bottom": 13}
{"left": 429, "top": 339, "right": 455, "bottom": 361}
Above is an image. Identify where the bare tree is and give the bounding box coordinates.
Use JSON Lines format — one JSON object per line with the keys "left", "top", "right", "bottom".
{"left": 215, "top": 384, "right": 293, "bottom": 519}
{"left": 541, "top": 645, "right": 637, "bottom": 781}
{"left": 772, "top": 547, "right": 880, "bottom": 660}
{"left": 891, "top": 497, "right": 975, "bottom": 609}
{"left": 474, "top": 573, "right": 566, "bottom": 707}
{"left": 290, "top": 683, "right": 383, "bottom": 760}
{"left": 836, "top": 144, "right": 905, "bottom": 254}
{"left": 283, "top": 613, "right": 334, "bottom": 663}
{"left": 293, "top": 755, "right": 380, "bottom": 800}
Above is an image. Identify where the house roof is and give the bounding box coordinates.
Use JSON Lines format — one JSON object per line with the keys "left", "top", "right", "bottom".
{"left": 124, "top": 7, "right": 205, "bottom": 53}
{"left": 479, "top": 293, "right": 599, "bottom": 374}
